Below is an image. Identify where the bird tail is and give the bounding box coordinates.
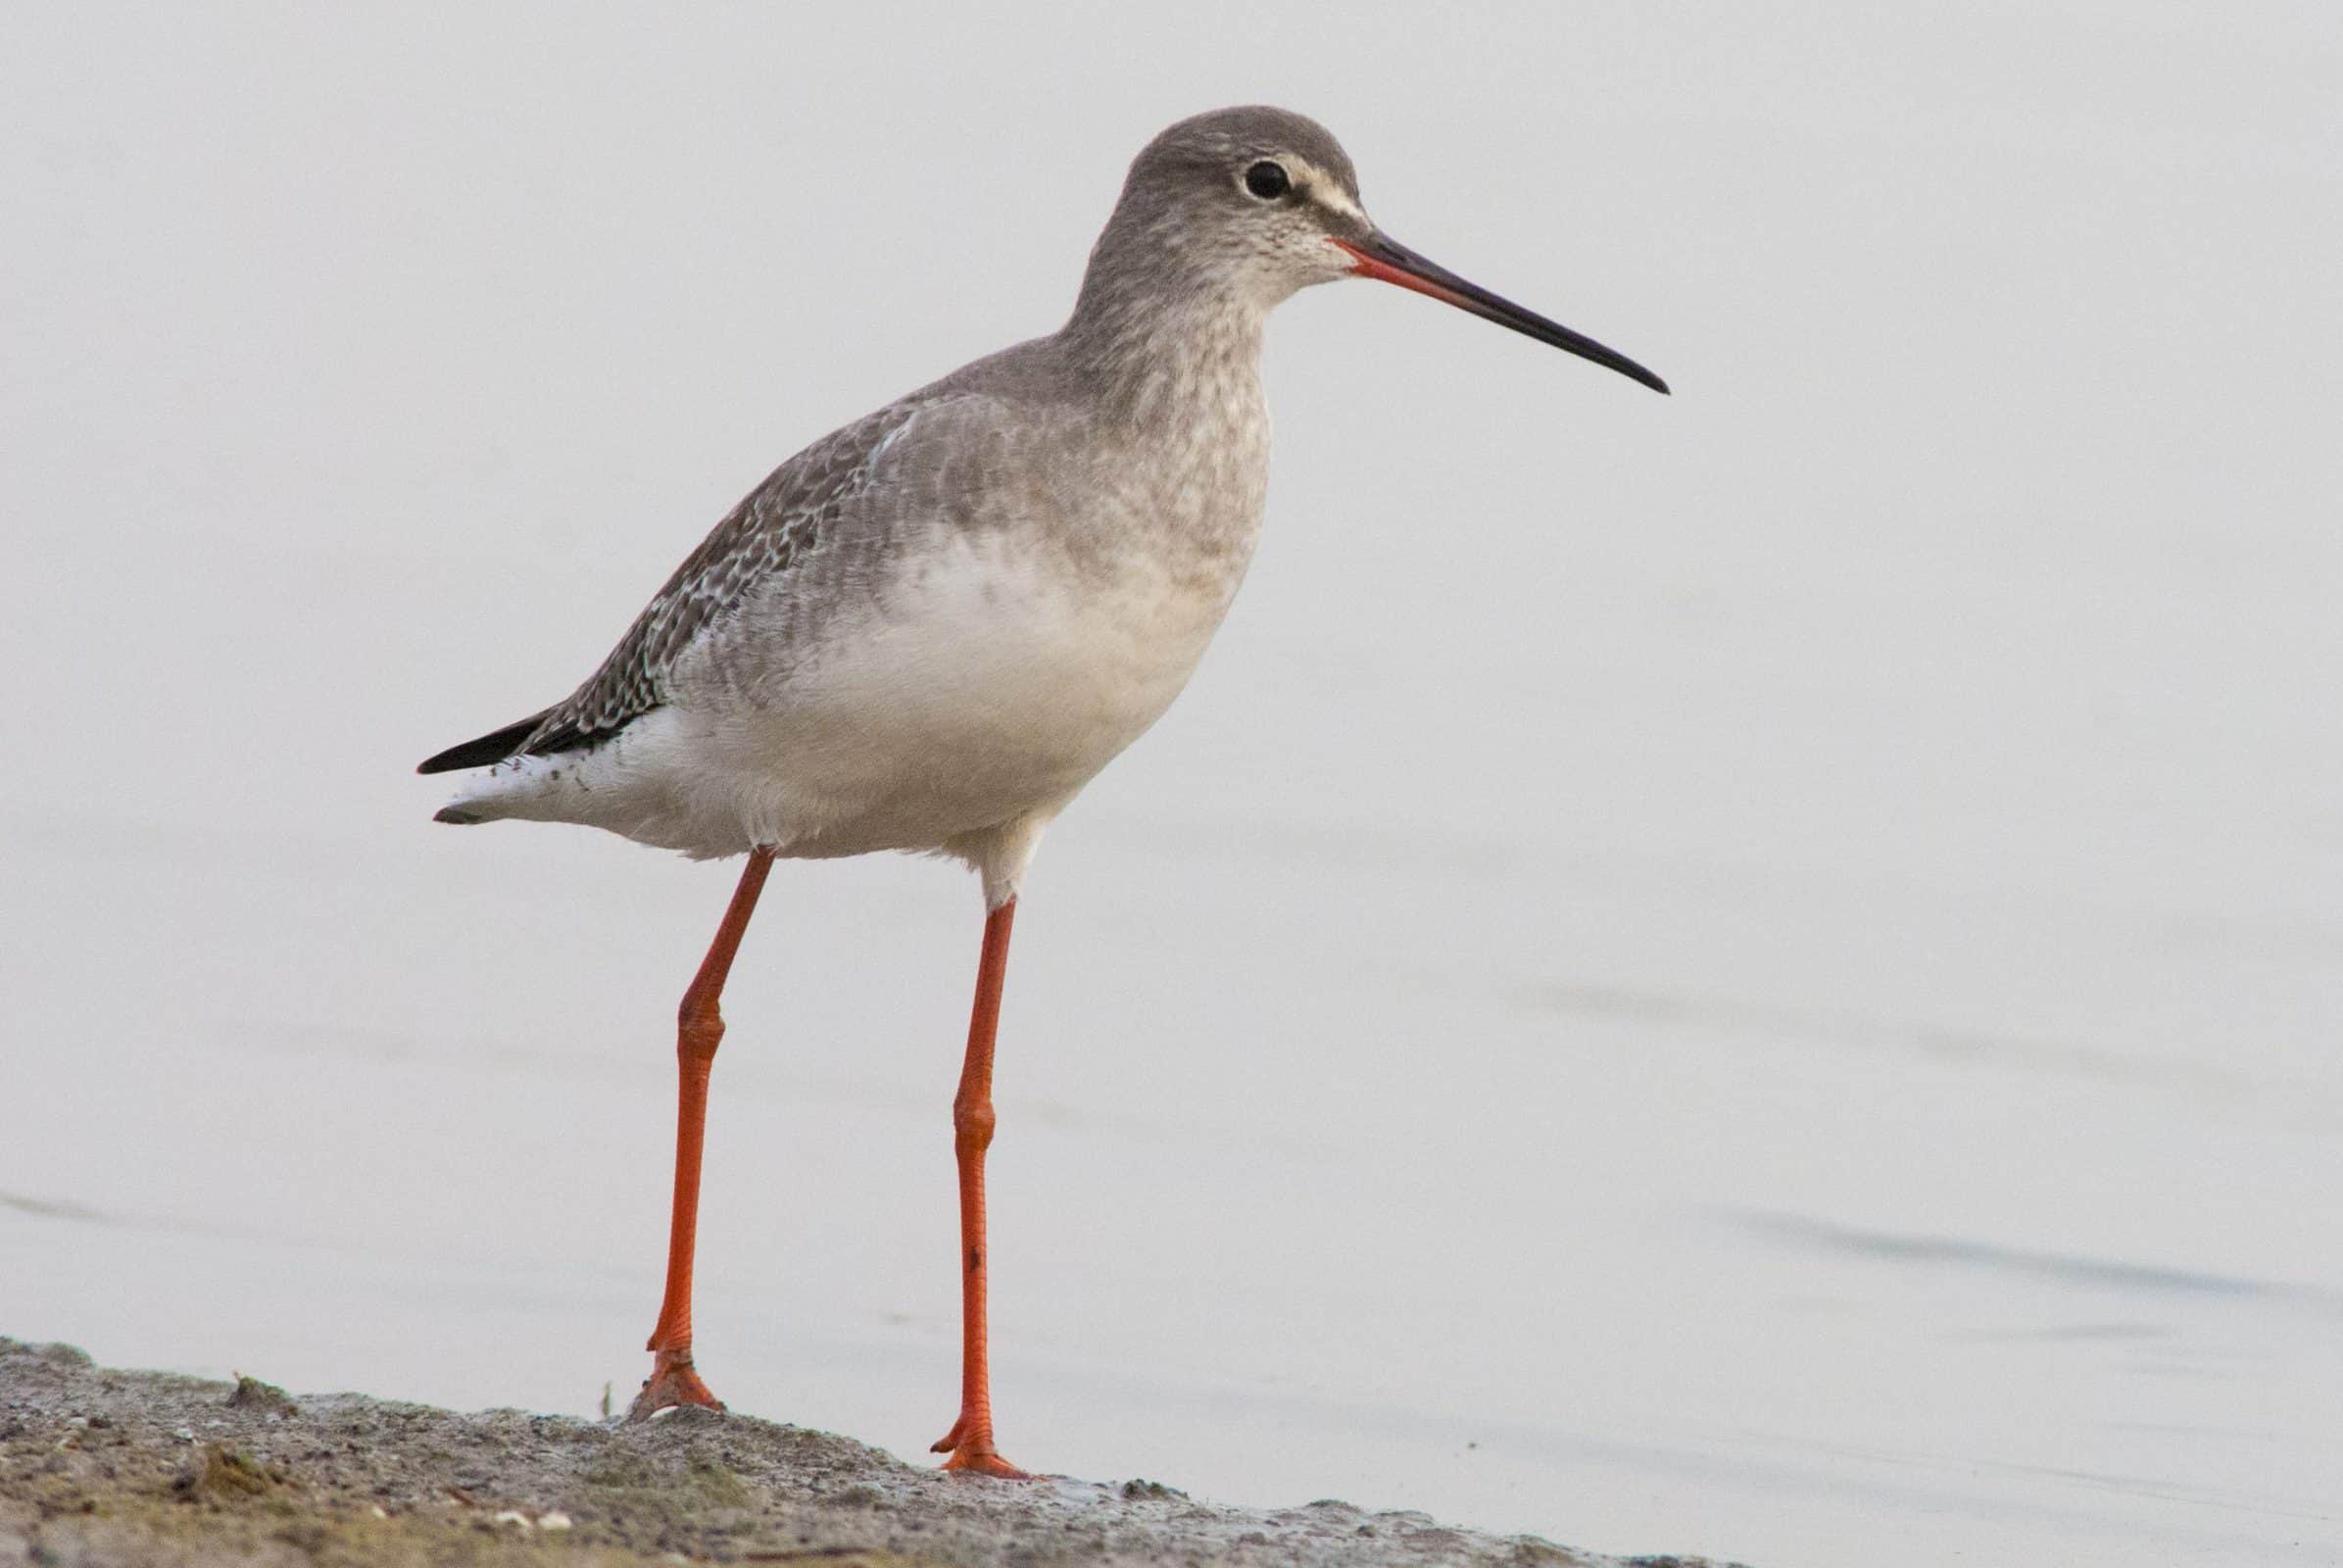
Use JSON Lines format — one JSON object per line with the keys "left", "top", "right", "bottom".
{"left": 416, "top": 710, "right": 548, "bottom": 776}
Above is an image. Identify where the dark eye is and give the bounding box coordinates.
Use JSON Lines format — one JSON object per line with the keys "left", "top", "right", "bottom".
{"left": 1243, "top": 160, "right": 1291, "bottom": 200}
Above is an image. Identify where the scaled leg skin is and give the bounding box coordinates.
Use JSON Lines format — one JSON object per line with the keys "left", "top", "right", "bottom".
{"left": 624, "top": 847, "right": 776, "bottom": 1422}
{"left": 931, "top": 899, "right": 1031, "bottom": 1478}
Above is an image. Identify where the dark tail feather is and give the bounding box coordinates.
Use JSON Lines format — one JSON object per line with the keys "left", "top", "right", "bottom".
{"left": 416, "top": 710, "right": 548, "bottom": 774}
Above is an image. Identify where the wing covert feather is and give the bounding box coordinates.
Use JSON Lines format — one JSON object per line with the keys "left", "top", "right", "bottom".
{"left": 521, "top": 401, "right": 925, "bottom": 756}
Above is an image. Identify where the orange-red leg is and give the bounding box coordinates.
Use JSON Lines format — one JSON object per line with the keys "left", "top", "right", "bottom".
{"left": 624, "top": 847, "right": 775, "bottom": 1422}
{"left": 930, "top": 899, "right": 1030, "bottom": 1478}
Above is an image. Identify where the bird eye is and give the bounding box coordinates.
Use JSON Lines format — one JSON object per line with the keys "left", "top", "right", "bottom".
{"left": 1243, "top": 160, "right": 1291, "bottom": 200}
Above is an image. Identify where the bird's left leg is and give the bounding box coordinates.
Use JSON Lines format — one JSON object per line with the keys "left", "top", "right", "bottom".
{"left": 625, "top": 846, "right": 775, "bottom": 1422}
{"left": 930, "top": 898, "right": 1031, "bottom": 1478}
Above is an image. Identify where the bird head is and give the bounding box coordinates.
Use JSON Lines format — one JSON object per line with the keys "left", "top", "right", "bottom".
{"left": 1081, "top": 106, "right": 1666, "bottom": 395}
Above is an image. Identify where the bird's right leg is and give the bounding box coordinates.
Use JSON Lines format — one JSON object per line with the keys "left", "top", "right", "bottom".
{"left": 624, "top": 846, "right": 775, "bottom": 1422}
{"left": 930, "top": 898, "right": 1030, "bottom": 1478}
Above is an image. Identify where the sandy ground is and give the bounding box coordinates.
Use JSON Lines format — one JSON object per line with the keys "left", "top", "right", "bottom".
{"left": 0, "top": 1340, "right": 1741, "bottom": 1568}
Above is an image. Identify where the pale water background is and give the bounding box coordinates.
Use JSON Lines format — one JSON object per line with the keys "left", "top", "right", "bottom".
{"left": 4, "top": 5, "right": 2341, "bottom": 1564}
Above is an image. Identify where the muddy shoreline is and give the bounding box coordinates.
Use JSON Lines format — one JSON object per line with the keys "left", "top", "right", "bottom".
{"left": 0, "top": 1339, "right": 1746, "bottom": 1567}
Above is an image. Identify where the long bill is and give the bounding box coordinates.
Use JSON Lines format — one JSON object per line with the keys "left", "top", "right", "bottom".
{"left": 1330, "top": 233, "right": 1669, "bottom": 395}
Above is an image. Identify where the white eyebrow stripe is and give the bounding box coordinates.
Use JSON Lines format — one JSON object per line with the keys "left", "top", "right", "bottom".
{"left": 1283, "top": 156, "right": 1367, "bottom": 222}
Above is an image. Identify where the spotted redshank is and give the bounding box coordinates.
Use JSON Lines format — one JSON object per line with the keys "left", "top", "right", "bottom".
{"left": 419, "top": 106, "right": 1665, "bottom": 1477}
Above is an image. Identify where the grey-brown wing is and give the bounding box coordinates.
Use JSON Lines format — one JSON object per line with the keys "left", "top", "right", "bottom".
{"left": 517, "top": 401, "right": 925, "bottom": 758}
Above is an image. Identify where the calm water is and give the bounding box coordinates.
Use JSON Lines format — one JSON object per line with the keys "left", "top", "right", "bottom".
{"left": 5, "top": 6, "right": 2341, "bottom": 1564}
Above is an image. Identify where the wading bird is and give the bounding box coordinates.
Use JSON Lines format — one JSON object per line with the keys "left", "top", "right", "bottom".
{"left": 420, "top": 105, "right": 1665, "bottom": 1477}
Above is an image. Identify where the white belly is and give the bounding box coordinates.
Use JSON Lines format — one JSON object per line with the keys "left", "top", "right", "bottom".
{"left": 723, "top": 529, "right": 1238, "bottom": 853}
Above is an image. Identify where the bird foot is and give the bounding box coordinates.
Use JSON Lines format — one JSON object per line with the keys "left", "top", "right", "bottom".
{"left": 931, "top": 1416, "right": 1031, "bottom": 1479}
{"left": 623, "top": 1349, "right": 726, "bottom": 1423}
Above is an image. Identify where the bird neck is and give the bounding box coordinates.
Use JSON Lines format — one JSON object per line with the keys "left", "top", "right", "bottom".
{"left": 1058, "top": 260, "right": 1272, "bottom": 432}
